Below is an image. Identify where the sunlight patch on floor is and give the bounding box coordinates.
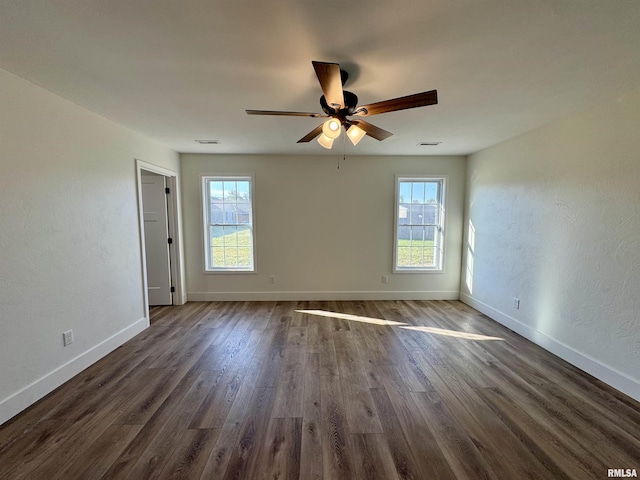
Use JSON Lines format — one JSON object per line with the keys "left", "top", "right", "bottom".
{"left": 295, "top": 310, "right": 408, "bottom": 326}
{"left": 401, "top": 325, "right": 504, "bottom": 341}
{"left": 296, "top": 309, "right": 504, "bottom": 340}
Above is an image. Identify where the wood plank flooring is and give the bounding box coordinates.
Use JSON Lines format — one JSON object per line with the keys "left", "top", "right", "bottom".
{"left": 1, "top": 300, "right": 639, "bottom": 479}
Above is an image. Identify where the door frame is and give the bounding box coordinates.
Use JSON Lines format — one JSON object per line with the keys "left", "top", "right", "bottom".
{"left": 135, "top": 159, "right": 185, "bottom": 321}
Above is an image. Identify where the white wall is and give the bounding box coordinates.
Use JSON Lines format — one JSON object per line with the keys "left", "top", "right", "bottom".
{"left": 181, "top": 154, "right": 466, "bottom": 301}
{"left": 461, "top": 86, "right": 640, "bottom": 401}
{"left": 0, "top": 69, "right": 180, "bottom": 424}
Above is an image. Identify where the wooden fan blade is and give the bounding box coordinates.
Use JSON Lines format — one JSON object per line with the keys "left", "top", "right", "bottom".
{"left": 356, "top": 90, "right": 438, "bottom": 116}
{"left": 297, "top": 124, "right": 324, "bottom": 143}
{"left": 246, "top": 110, "right": 325, "bottom": 117}
{"left": 350, "top": 119, "right": 393, "bottom": 141}
{"left": 312, "top": 61, "right": 344, "bottom": 109}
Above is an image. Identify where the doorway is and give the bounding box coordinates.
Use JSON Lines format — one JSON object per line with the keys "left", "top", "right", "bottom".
{"left": 135, "top": 160, "right": 184, "bottom": 317}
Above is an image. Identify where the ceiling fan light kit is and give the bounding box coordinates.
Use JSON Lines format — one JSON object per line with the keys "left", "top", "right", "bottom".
{"left": 246, "top": 61, "right": 438, "bottom": 150}
{"left": 318, "top": 117, "right": 368, "bottom": 148}
{"left": 322, "top": 118, "right": 342, "bottom": 139}
{"left": 346, "top": 124, "right": 366, "bottom": 146}
{"left": 317, "top": 133, "right": 334, "bottom": 149}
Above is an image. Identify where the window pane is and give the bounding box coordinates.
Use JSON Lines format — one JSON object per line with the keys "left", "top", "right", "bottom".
{"left": 395, "top": 178, "right": 444, "bottom": 271}
{"left": 236, "top": 247, "right": 252, "bottom": 267}
{"left": 237, "top": 225, "right": 251, "bottom": 245}
{"left": 424, "top": 226, "right": 436, "bottom": 242}
{"left": 223, "top": 181, "right": 237, "bottom": 202}
{"left": 421, "top": 246, "right": 436, "bottom": 266}
{"left": 209, "top": 181, "right": 223, "bottom": 202}
{"left": 411, "top": 226, "right": 426, "bottom": 245}
{"left": 411, "top": 182, "right": 424, "bottom": 203}
{"left": 399, "top": 182, "right": 411, "bottom": 204}
{"left": 425, "top": 182, "right": 438, "bottom": 204}
{"left": 424, "top": 204, "right": 437, "bottom": 224}
{"left": 228, "top": 226, "right": 240, "bottom": 246}
{"left": 223, "top": 248, "right": 237, "bottom": 267}
{"left": 211, "top": 226, "right": 225, "bottom": 246}
{"left": 410, "top": 204, "right": 424, "bottom": 224}
{"left": 210, "top": 204, "right": 223, "bottom": 224}
{"left": 222, "top": 203, "right": 236, "bottom": 224}
{"left": 211, "top": 224, "right": 254, "bottom": 269}
{"left": 397, "top": 225, "right": 410, "bottom": 242}
{"left": 397, "top": 246, "right": 411, "bottom": 267}
{"left": 398, "top": 204, "right": 409, "bottom": 222}
{"left": 402, "top": 246, "right": 433, "bottom": 267}
{"left": 204, "top": 176, "right": 255, "bottom": 271}
{"left": 409, "top": 247, "right": 422, "bottom": 265}
{"left": 236, "top": 181, "right": 250, "bottom": 201}
{"left": 236, "top": 204, "right": 251, "bottom": 225}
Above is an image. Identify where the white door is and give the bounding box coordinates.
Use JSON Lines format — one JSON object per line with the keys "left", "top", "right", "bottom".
{"left": 141, "top": 172, "right": 172, "bottom": 306}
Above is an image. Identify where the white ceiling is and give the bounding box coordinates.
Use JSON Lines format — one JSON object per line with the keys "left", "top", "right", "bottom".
{"left": 1, "top": 1, "right": 639, "bottom": 156}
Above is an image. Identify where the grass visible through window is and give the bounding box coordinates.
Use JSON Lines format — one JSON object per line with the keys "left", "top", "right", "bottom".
{"left": 397, "top": 239, "right": 435, "bottom": 267}
{"left": 211, "top": 228, "right": 252, "bottom": 268}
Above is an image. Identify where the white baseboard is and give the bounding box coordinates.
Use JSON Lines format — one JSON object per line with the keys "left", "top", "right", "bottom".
{"left": 460, "top": 293, "right": 640, "bottom": 402}
{"left": 187, "top": 290, "right": 460, "bottom": 302}
{"left": 0, "top": 317, "right": 149, "bottom": 426}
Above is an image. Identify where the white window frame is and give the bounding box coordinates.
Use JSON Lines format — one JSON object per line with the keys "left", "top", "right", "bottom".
{"left": 202, "top": 175, "right": 256, "bottom": 273}
{"left": 393, "top": 175, "right": 446, "bottom": 273}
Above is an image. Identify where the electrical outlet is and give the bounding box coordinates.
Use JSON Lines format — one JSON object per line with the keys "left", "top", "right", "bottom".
{"left": 63, "top": 329, "right": 74, "bottom": 346}
{"left": 381, "top": 275, "right": 389, "bottom": 284}
{"left": 269, "top": 275, "right": 276, "bottom": 284}
{"left": 513, "top": 298, "right": 520, "bottom": 310}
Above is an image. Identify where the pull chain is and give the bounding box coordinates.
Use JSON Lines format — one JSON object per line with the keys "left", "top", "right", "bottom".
{"left": 338, "top": 128, "right": 346, "bottom": 170}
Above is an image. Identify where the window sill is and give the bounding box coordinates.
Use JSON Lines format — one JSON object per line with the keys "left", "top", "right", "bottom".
{"left": 204, "top": 269, "right": 257, "bottom": 275}
{"left": 393, "top": 268, "right": 444, "bottom": 274}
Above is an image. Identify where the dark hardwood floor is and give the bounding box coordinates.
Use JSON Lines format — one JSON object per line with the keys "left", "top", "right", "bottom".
{"left": 1, "top": 300, "right": 638, "bottom": 479}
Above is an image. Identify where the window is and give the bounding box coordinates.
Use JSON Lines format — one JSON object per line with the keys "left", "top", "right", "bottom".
{"left": 202, "top": 176, "right": 255, "bottom": 272}
{"left": 394, "top": 176, "right": 445, "bottom": 272}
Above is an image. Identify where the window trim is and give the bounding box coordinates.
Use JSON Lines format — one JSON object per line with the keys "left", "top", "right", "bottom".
{"left": 201, "top": 174, "right": 257, "bottom": 273}
{"left": 393, "top": 175, "right": 446, "bottom": 273}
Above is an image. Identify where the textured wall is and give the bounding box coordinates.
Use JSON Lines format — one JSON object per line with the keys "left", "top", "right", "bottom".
{"left": 462, "top": 86, "right": 640, "bottom": 399}
{"left": 181, "top": 154, "right": 466, "bottom": 300}
{"left": 0, "top": 69, "right": 179, "bottom": 423}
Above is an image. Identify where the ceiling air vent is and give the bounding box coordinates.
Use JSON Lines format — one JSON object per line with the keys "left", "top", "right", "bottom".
{"left": 417, "top": 142, "right": 442, "bottom": 146}
{"left": 195, "top": 140, "right": 220, "bottom": 144}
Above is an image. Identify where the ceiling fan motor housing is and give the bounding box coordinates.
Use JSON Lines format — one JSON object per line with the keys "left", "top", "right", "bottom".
{"left": 320, "top": 90, "right": 359, "bottom": 117}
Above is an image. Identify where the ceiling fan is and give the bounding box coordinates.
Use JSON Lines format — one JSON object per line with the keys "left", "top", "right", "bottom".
{"left": 246, "top": 61, "right": 438, "bottom": 149}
